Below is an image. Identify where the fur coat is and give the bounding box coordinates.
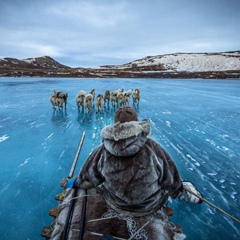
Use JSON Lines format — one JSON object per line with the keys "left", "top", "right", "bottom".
{"left": 76, "top": 120, "right": 182, "bottom": 215}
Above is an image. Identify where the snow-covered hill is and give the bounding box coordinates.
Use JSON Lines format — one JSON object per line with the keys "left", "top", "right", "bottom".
{"left": 0, "top": 51, "right": 239, "bottom": 78}
{"left": 107, "top": 51, "right": 240, "bottom": 72}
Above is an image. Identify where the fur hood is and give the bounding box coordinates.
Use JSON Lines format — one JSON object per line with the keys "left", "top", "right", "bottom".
{"left": 101, "top": 120, "right": 150, "bottom": 156}
{"left": 76, "top": 120, "right": 182, "bottom": 215}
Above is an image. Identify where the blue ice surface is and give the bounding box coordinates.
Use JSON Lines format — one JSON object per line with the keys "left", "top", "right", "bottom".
{"left": 0, "top": 77, "right": 239, "bottom": 240}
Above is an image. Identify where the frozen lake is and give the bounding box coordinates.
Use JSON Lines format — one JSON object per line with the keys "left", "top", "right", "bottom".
{"left": 0, "top": 77, "right": 240, "bottom": 239}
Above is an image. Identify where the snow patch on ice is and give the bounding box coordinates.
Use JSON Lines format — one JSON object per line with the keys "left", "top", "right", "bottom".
{"left": 218, "top": 146, "right": 230, "bottom": 151}
{"left": 186, "top": 154, "right": 200, "bottom": 166}
{"left": 162, "top": 110, "right": 172, "bottom": 115}
{"left": 29, "top": 121, "right": 37, "bottom": 126}
{"left": 208, "top": 208, "right": 215, "bottom": 215}
{"left": 207, "top": 172, "right": 218, "bottom": 176}
{"left": 0, "top": 134, "right": 9, "bottom": 142}
{"left": 0, "top": 183, "right": 10, "bottom": 195}
{"left": 177, "top": 144, "right": 183, "bottom": 150}
{"left": 18, "top": 157, "right": 31, "bottom": 167}
{"left": 166, "top": 121, "right": 171, "bottom": 127}
{"left": 206, "top": 138, "right": 217, "bottom": 147}
{"left": 45, "top": 133, "right": 54, "bottom": 140}
{"left": 230, "top": 192, "right": 237, "bottom": 199}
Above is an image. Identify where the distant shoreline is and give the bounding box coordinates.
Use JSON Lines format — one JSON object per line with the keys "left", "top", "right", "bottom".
{"left": 1, "top": 51, "right": 239, "bottom": 79}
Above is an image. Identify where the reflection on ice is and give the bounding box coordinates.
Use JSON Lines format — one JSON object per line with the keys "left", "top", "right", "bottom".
{"left": 51, "top": 110, "right": 71, "bottom": 130}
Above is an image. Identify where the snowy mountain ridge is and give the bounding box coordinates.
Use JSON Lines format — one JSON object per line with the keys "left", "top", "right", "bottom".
{"left": 135, "top": 52, "right": 240, "bottom": 72}
{"left": 101, "top": 51, "right": 240, "bottom": 72}
{"left": 0, "top": 56, "right": 69, "bottom": 69}
{"left": 0, "top": 51, "right": 239, "bottom": 78}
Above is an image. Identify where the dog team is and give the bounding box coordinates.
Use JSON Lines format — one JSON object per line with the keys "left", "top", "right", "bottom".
{"left": 50, "top": 88, "right": 140, "bottom": 113}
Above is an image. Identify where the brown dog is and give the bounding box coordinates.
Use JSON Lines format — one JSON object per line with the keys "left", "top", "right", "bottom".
{"left": 50, "top": 89, "right": 68, "bottom": 111}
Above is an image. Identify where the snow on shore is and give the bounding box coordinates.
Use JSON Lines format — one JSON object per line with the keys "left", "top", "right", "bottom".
{"left": 129, "top": 52, "right": 240, "bottom": 72}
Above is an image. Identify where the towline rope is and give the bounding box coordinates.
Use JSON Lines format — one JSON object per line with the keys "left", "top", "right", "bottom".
{"left": 62, "top": 193, "right": 98, "bottom": 205}
{"left": 185, "top": 188, "right": 240, "bottom": 224}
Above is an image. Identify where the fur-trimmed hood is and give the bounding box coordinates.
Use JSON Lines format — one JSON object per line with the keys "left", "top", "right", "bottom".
{"left": 77, "top": 120, "right": 182, "bottom": 215}
{"left": 101, "top": 120, "right": 150, "bottom": 156}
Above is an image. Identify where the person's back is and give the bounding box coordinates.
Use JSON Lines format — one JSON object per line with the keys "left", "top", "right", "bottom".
{"left": 61, "top": 106, "right": 202, "bottom": 240}
{"left": 76, "top": 106, "right": 183, "bottom": 215}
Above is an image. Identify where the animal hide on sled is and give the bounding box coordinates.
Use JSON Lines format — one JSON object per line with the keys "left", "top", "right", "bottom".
{"left": 50, "top": 188, "right": 185, "bottom": 240}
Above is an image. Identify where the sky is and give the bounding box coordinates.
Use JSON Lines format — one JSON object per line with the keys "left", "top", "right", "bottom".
{"left": 0, "top": 0, "right": 239, "bottom": 67}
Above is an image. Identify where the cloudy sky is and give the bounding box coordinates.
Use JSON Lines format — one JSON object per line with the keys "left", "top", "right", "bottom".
{"left": 0, "top": 0, "right": 239, "bottom": 67}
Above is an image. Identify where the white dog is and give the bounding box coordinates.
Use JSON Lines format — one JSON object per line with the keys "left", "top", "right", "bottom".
{"left": 84, "top": 93, "right": 93, "bottom": 113}
{"left": 110, "top": 91, "right": 118, "bottom": 107}
{"left": 76, "top": 90, "right": 86, "bottom": 112}
{"left": 117, "top": 91, "right": 125, "bottom": 107}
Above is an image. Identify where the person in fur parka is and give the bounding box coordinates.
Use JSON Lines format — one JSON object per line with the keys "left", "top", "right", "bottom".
{"left": 70, "top": 106, "right": 197, "bottom": 216}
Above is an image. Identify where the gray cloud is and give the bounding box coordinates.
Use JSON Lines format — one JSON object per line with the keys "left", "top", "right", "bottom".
{"left": 0, "top": 0, "right": 239, "bottom": 67}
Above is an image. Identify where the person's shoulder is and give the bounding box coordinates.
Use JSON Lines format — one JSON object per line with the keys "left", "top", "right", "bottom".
{"left": 90, "top": 144, "right": 105, "bottom": 154}
{"left": 145, "top": 138, "right": 162, "bottom": 148}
